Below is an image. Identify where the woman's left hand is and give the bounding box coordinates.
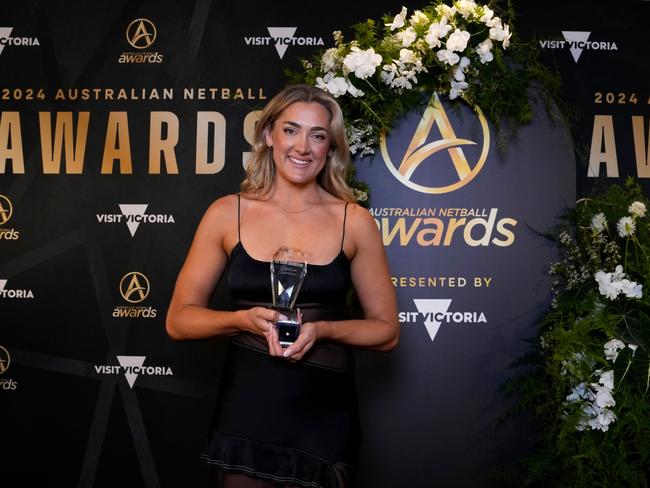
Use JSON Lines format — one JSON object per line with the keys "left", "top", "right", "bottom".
{"left": 282, "top": 322, "right": 318, "bottom": 361}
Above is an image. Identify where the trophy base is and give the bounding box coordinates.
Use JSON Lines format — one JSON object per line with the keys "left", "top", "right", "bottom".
{"left": 273, "top": 307, "right": 301, "bottom": 347}
{"left": 276, "top": 320, "right": 300, "bottom": 347}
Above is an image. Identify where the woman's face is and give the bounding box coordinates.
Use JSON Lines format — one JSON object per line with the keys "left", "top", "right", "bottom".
{"left": 265, "top": 101, "right": 332, "bottom": 187}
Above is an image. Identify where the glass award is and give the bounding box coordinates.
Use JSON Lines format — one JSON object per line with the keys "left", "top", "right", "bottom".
{"left": 270, "top": 247, "right": 307, "bottom": 347}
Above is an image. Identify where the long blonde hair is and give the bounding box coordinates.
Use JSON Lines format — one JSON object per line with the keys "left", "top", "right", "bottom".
{"left": 241, "top": 84, "right": 356, "bottom": 202}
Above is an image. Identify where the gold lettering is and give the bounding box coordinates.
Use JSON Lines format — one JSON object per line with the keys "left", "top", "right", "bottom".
{"left": 149, "top": 111, "right": 179, "bottom": 174}
{"left": 0, "top": 112, "right": 25, "bottom": 174}
{"left": 632, "top": 116, "right": 650, "bottom": 178}
{"left": 443, "top": 218, "right": 465, "bottom": 246}
{"left": 101, "top": 112, "right": 132, "bottom": 174}
{"left": 588, "top": 115, "right": 618, "bottom": 177}
{"left": 39, "top": 112, "right": 89, "bottom": 174}
{"left": 196, "top": 111, "right": 225, "bottom": 174}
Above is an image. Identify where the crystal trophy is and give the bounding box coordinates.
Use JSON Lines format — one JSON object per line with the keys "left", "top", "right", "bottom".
{"left": 270, "top": 247, "right": 307, "bottom": 347}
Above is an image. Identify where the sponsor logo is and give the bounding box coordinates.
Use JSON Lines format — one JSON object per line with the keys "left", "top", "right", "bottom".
{"left": 539, "top": 32, "right": 618, "bottom": 63}
{"left": 381, "top": 93, "right": 489, "bottom": 194}
{"left": 119, "top": 18, "right": 163, "bottom": 63}
{"left": 244, "top": 27, "right": 324, "bottom": 59}
{"left": 0, "top": 195, "right": 20, "bottom": 240}
{"left": 0, "top": 194, "right": 13, "bottom": 224}
{"left": 95, "top": 355, "right": 173, "bottom": 388}
{"left": 0, "top": 279, "right": 34, "bottom": 299}
{"left": 370, "top": 207, "right": 517, "bottom": 247}
{"left": 0, "top": 27, "right": 40, "bottom": 56}
{"left": 113, "top": 272, "right": 157, "bottom": 318}
{"left": 96, "top": 204, "right": 175, "bottom": 237}
{"left": 0, "top": 345, "right": 18, "bottom": 390}
{"left": 399, "top": 298, "right": 487, "bottom": 341}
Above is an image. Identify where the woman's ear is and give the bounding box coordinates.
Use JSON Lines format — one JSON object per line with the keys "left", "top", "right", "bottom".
{"left": 264, "top": 126, "right": 273, "bottom": 148}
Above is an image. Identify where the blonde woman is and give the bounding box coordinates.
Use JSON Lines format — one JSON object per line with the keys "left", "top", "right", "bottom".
{"left": 166, "top": 85, "right": 398, "bottom": 488}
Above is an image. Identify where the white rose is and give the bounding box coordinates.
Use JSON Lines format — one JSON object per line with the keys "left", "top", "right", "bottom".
{"left": 321, "top": 48, "right": 340, "bottom": 73}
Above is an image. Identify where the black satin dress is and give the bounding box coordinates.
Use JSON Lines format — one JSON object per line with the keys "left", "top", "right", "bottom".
{"left": 202, "top": 201, "right": 360, "bottom": 488}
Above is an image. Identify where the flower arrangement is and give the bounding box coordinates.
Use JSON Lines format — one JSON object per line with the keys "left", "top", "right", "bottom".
{"left": 288, "top": 1, "right": 562, "bottom": 157}
{"left": 503, "top": 178, "right": 650, "bottom": 487}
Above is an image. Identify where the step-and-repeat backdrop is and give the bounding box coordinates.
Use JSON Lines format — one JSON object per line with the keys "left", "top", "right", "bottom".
{"left": 1, "top": 1, "right": 648, "bottom": 487}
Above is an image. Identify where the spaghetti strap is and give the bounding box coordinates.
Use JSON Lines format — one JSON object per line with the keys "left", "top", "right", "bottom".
{"left": 237, "top": 193, "right": 241, "bottom": 243}
{"left": 340, "top": 202, "right": 349, "bottom": 251}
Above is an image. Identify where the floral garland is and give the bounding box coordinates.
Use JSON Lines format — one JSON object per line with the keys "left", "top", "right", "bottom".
{"left": 288, "top": 0, "right": 561, "bottom": 159}
{"left": 503, "top": 178, "right": 650, "bottom": 487}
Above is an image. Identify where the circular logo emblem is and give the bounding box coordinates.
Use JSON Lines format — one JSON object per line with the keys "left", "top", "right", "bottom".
{"left": 0, "top": 195, "right": 13, "bottom": 225}
{"left": 0, "top": 345, "right": 10, "bottom": 375}
{"left": 120, "top": 272, "right": 150, "bottom": 304}
{"left": 126, "top": 18, "right": 157, "bottom": 49}
{"left": 381, "top": 93, "right": 490, "bottom": 194}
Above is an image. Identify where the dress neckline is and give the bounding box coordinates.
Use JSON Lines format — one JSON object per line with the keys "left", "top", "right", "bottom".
{"left": 231, "top": 241, "right": 348, "bottom": 268}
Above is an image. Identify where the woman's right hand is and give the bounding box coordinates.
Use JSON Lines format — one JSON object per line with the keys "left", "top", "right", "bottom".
{"left": 242, "top": 307, "right": 286, "bottom": 357}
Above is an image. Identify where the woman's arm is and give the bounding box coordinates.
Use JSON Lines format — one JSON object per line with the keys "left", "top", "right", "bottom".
{"left": 165, "top": 196, "right": 285, "bottom": 356}
{"left": 284, "top": 204, "right": 399, "bottom": 360}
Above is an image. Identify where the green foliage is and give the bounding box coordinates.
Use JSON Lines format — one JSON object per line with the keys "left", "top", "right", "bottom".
{"left": 502, "top": 178, "right": 650, "bottom": 487}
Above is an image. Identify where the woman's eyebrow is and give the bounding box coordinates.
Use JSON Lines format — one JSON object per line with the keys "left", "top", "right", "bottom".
{"left": 282, "top": 120, "right": 329, "bottom": 132}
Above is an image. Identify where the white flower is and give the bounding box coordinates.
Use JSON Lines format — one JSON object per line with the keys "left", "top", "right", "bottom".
{"left": 595, "top": 270, "right": 619, "bottom": 300}
{"left": 453, "top": 56, "right": 470, "bottom": 81}
{"left": 395, "top": 27, "right": 417, "bottom": 47}
{"left": 598, "top": 370, "right": 614, "bottom": 390}
{"left": 590, "top": 212, "right": 607, "bottom": 233}
{"left": 436, "top": 5, "right": 457, "bottom": 18}
{"left": 628, "top": 201, "right": 647, "bottom": 218}
{"left": 479, "top": 6, "right": 494, "bottom": 23}
{"left": 437, "top": 49, "right": 460, "bottom": 65}
{"left": 399, "top": 48, "right": 418, "bottom": 64}
{"left": 409, "top": 10, "right": 429, "bottom": 27}
{"left": 449, "top": 79, "right": 468, "bottom": 100}
{"left": 617, "top": 216, "right": 636, "bottom": 237}
{"left": 475, "top": 39, "right": 494, "bottom": 63}
{"left": 596, "top": 408, "right": 617, "bottom": 431}
{"left": 628, "top": 343, "right": 639, "bottom": 355}
{"left": 566, "top": 382, "right": 593, "bottom": 403}
{"left": 316, "top": 73, "right": 348, "bottom": 97}
{"left": 425, "top": 17, "right": 452, "bottom": 48}
{"left": 620, "top": 279, "right": 643, "bottom": 299}
{"left": 387, "top": 6, "right": 408, "bottom": 31}
{"left": 321, "top": 47, "right": 341, "bottom": 73}
{"left": 604, "top": 338, "right": 626, "bottom": 361}
{"left": 592, "top": 384, "right": 616, "bottom": 408}
{"left": 333, "top": 30, "right": 343, "bottom": 45}
{"left": 315, "top": 73, "right": 364, "bottom": 98}
{"left": 489, "top": 22, "right": 512, "bottom": 48}
{"left": 446, "top": 29, "right": 471, "bottom": 52}
{"left": 456, "top": 0, "right": 478, "bottom": 19}
{"left": 343, "top": 47, "right": 382, "bottom": 79}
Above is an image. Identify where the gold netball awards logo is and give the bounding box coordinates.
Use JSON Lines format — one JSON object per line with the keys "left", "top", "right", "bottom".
{"left": 0, "top": 194, "right": 19, "bottom": 240}
{"left": 381, "top": 93, "right": 490, "bottom": 194}
{"left": 0, "top": 345, "right": 18, "bottom": 391}
{"left": 119, "top": 18, "right": 163, "bottom": 63}
{"left": 113, "top": 271, "right": 157, "bottom": 318}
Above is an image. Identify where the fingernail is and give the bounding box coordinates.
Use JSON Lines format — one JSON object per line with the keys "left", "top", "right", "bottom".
{"left": 279, "top": 314, "right": 288, "bottom": 321}
{"left": 283, "top": 349, "right": 291, "bottom": 357}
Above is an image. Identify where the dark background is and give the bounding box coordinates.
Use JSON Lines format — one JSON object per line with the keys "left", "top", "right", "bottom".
{"left": 1, "top": 1, "right": 648, "bottom": 487}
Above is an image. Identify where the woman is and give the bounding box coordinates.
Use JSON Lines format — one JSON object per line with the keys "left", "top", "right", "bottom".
{"left": 166, "top": 84, "right": 398, "bottom": 488}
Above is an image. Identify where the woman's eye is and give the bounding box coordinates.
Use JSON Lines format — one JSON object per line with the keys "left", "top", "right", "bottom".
{"left": 313, "top": 133, "right": 326, "bottom": 141}
{"left": 283, "top": 128, "right": 296, "bottom": 134}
